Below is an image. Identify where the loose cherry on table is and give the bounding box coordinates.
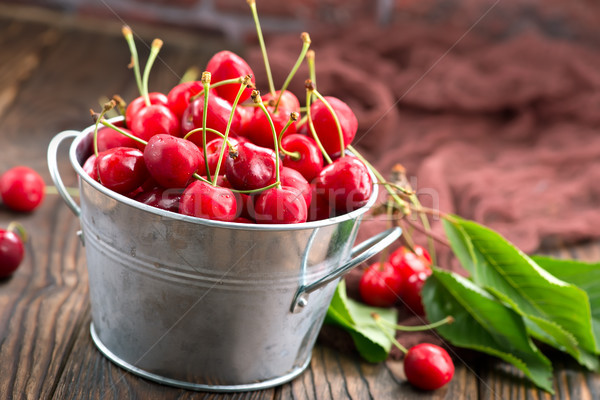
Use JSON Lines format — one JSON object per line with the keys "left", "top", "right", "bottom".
{"left": 403, "top": 343, "right": 455, "bottom": 391}
{"left": 280, "top": 134, "right": 324, "bottom": 182}
{"left": 0, "top": 166, "right": 45, "bottom": 212}
{"left": 143, "top": 134, "right": 203, "bottom": 189}
{"left": 181, "top": 95, "right": 242, "bottom": 145}
{"left": 179, "top": 180, "right": 238, "bottom": 222}
{"left": 96, "top": 147, "right": 149, "bottom": 195}
{"left": 205, "top": 50, "right": 256, "bottom": 104}
{"left": 359, "top": 260, "right": 403, "bottom": 307}
{"left": 389, "top": 245, "right": 433, "bottom": 316}
{"left": 310, "top": 96, "right": 358, "bottom": 156}
{"left": 0, "top": 226, "right": 25, "bottom": 279}
{"left": 254, "top": 186, "right": 307, "bottom": 224}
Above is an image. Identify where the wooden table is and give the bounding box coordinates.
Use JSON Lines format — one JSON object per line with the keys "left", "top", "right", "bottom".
{"left": 1, "top": 5, "right": 599, "bottom": 399}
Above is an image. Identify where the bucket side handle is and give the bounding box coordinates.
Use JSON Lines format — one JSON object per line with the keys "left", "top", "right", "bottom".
{"left": 290, "top": 226, "right": 402, "bottom": 312}
{"left": 47, "top": 130, "right": 81, "bottom": 217}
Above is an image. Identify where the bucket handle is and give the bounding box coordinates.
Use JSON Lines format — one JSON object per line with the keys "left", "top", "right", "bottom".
{"left": 291, "top": 226, "right": 402, "bottom": 312}
{"left": 47, "top": 130, "right": 81, "bottom": 217}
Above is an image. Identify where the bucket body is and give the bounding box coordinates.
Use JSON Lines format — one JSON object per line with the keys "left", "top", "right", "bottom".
{"left": 48, "top": 120, "right": 400, "bottom": 392}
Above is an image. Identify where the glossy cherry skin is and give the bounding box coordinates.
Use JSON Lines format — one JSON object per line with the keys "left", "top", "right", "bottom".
{"left": 82, "top": 154, "right": 99, "bottom": 181}
{"left": 200, "top": 137, "right": 241, "bottom": 177}
{"left": 240, "top": 106, "right": 297, "bottom": 149}
{"left": 404, "top": 343, "right": 454, "bottom": 391}
{"left": 0, "top": 166, "right": 45, "bottom": 212}
{"left": 280, "top": 167, "right": 311, "bottom": 209}
{"left": 402, "top": 270, "right": 432, "bottom": 315}
{"left": 143, "top": 134, "right": 202, "bottom": 189}
{"left": 254, "top": 187, "right": 308, "bottom": 224}
{"left": 225, "top": 142, "right": 279, "bottom": 191}
{"left": 307, "top": 184, "right": 331, "bottom": 222}
{"left": 96, "top": 147, "right": 149, "bottom": 195}
{"left": 130, "top": 104, "right": 181, "bottom": 146}
{"left": 359, "top": 261, "right": 403, "bottom": 307}
{"left": 181, "top": 95, "right": 242, "bottom": 144}
{"left": 96, "top": 126, "right": 138, "bottom": 152}
{"left": 310, "top": 96, "right": 357, "bottom": 156}
{"left": 205, "top": 50, "right": 255, "bottom": 104}
{"left": 315, "top": 157, "right": 372, "bottom": 214}
{"left": 179, "top": 180, "right": 237, "bottom": 222}
{"left": 134, "top": 187, "right": 182, "bottom": 213}
{"left": 262, "top": 90, "right": 301, "bottom": 113}
{"left": 125, "top": 92, "right": 168, "bottom": 129}
{"left": 167, "top": 81, "right": 204, "bottom": 119}
{"left": 0, "top": 229, "right": 25, "bottom": 278}
{"left": 281, "top": 134, "right": 324, "bottom": 182}
{"left": 389, "top": 245, "right": 432, "bottom": 315}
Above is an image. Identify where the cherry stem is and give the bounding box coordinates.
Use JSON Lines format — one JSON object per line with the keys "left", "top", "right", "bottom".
{"left": 98, "top": 119, "right": 148, "bottom": 146}
{"left": 213, "top": 76, "right": 251, "bottom": 185}
{"left": 247, "top": 0, "right": 275, "bottom": 96}
{"left": 141, "top": 39, "right": 163, "bottom": 107}
{"left": 278, "top": 112, "right": 301, "bottom": 160}
{"left": 111, "top": 95, "right": 127, "bottom": 116}
{"left": 273, "top": 32, "right": 311, "bottom": 113}
{"left": 191, "top": 174, "right": 279, "bottom": 194}
{"left": 7, "top": 221, "right": 28, "bottom": 243}
{"left": 375, "top": 181, "right": 415, "bottom": 197}
{"left": 92, "top": 101, "right": 117, "bottom": 156}
{"left": 201, "top": 71, "right": 212, "bottom": 182}
{"left": 183, "top": 127, "right": 234, "bottom": 148}
{"left": 312, "top": 89, "right": 345, "bottom": 157}
{"left": 192, "top": 173, "right": 213, "bottom": 185}
{"left": 252, "top": 90, "right": 281, "bottom": 187}
{"left": 180, "top": 66, "right": 200, "bottom": 84}
{"left": 121, "top": 26, "right": 143, "bottom": 99}
{"left": 403, "top": 217, "right": 450, "bottom": 248}
{"left": 305, "top": 81, "right": 332, "bottom": 164}
{"left": 376, "top": 314, "right": 454, "bottom": 332}
{"left": 307, "top": 50, "right": 316, "bottom": 101}
{"left": 372, "top": 313, "right": 408, "bottom": 354}
{"left": 190, "top": 76, "right": 252, "bottom": 102}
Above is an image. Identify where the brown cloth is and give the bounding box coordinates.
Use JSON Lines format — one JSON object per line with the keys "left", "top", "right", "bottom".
{"left": 247, "top": 15, "right": 600, "bottom": 359}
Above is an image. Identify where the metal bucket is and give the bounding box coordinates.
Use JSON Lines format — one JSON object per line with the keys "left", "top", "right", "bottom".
{"left": 47, "top": 118, "right": 401, "bottom": 392}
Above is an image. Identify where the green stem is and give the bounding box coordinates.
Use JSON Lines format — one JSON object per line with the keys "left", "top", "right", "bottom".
{"left": 141, "top": 39, "right": 163, "bottom": 107}
{"left": 99, "top": 119, "right": 147, "bottom": 146}
{"left": 273, "top": 32, "right": 311, "bottom": 113}
{"left": 201, "top": 72, "right": 212, "bottom": 182}
{"left": 122, "top": 26, "right": 143, "bottom": 100}
{"left": 247, "top": 0, "right": 275, "bottom": 96}
{"left": 372, "top": 313, "right": 408, "bottom": 354}
{"left": 377, "top": 315, "right": 454, "bottom": 332}
{"left": 306, "top": 85, "right": 332, "bottom": 164}
{"left": 190, "top": 76, "right": 249, "bottom": 102}
{"left": 312, "top": 89, "right": 345, "bottom": 157}
{"left": 278, "top": 112, "right": 301, "bottom": 159}
{"left": 192, "top": 173, "right": 212, "bottom": 185}
{"left": 92, "top": 101, "right": 117, "bottom": 156}
{"left": 253, "top": 91, "right": 281, "bottom": 187}
{"left": 183, "top": 127, "right": 234, "bottom": 148}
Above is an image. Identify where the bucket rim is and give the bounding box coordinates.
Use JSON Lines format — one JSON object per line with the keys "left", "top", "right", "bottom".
{"left": 70, "top": 117, "right": 379, "bottom": 231}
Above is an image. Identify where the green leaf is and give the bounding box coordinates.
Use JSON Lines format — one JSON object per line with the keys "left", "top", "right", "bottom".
{"left": 422, "top": 268, "right": 554, "bottom": 393}
{"left": 443, "top": 216, "right": 598, "bottom": 359}
{"left": 533, "top": 256, "right": 600, "bottom": 353}
{"left": 325, "top": 280, "right": 397, "bottom": 363}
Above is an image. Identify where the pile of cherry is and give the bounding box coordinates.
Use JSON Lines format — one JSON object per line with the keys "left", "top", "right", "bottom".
{"left": 84, "top": 36, "right": 372, "bottom": 225}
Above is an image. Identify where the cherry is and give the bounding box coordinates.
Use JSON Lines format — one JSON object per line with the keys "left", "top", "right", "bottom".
{"left": 213, "top": 174, "right": 253, "bottom": 220}
{"left": 314, "top": 156, "right": 372, "bottom": 214}
{"left": 134, "top": 187, "right": 182, "bottom": 213}
{"left": 262, "top": 90, "right": 301, "bottom": 113}
{"left": 404, "top": 343, "right": 454, "bottom": 391}
{"left": 280, "top": 134, "right": 324, "bottom": 182}
{"left": 254, "top": 187, "right": 307, "bottom": 224}
{"left": 389, "top": 245, "right": 433, "bottom": 315}
{"left": 359, "top": 261, "right": 403, "bottom": 307}
{"left": 240, "top": 106, "right": 297, "bottom": 149}
{"left": 310, "top": 96, "right": 357, "bottom": 156}
{"left": 280, "top": 167, "right": 311, "bottom": 209}
{"left": 96, "top": 126, "right": 138, "bottom": 152}
{"left": 307, "top": 184, "right": 331, "bottom": 222}
{"left": 202, "top": 137, "right": 241, "bottom": 177}
{"left": 179, "top": 180, "right": 237, "bottom": 222}
{"left": 181, "top": 95, "right": 242, "bottom": 144}
{"left": 130, "top": 104, "right": 181, "bottom": 145}
{"left": 390, "top": 245, "right": 432, "bottom": 269}
{"left": 0, "top": 227, "right": 25, "bottom": 278}
{"left": 125, "top": 92, "right": 168, "bottom": 129}
{"left": 205, "top": 50, "right": 255, "bottom": 104}
{"left": 402, "top": 270, "right": 432, "bottom": 316}
{"left": 82, "top": 154, "right": 99, "bottom": 181}
{"left": 0, "top": 166, "right": 45, "bottom": 212}
{"left": 96, "top": 147, "right": 149, "bottom": 195}
{"left": 166, "top": 80, "right": 204, "bottom": 119}
{"left": 225, "top": 141, "right": 279, "bottom": 191}
{"left": 143, "top": 134, "right": 203, "bottom": 188}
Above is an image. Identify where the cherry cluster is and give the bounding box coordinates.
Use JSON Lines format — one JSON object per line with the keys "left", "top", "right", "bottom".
{"left": 84, "top": 30, "right": 372, "bottom": 225}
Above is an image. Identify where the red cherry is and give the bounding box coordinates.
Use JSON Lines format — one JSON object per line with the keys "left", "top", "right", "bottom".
{"left": 281, "top": 134, "right": 324, "bottom": 182}
{"left": 240, "top": 106, "right": 297, "bottom": 149}
{"left": 166, "top": 81, "right": 204, "bottom": 119}
{"left": 0, "top": 166, "right": 45, "bottom": 212}
{"left": 130, "top": 104, "right": 181, "bottom": 145}
{"left": 233, "top": 217, "right": 254, "bottom": 224}
{"left": 96, "top": 126, "right": 138, "bottom": 152}
{"left": 310, "top": 96, "right": 357, "bottom": 156}
{"left": 359, "top": 261, "right": 403, "bottom": 307}
{"left": 254, "top": 187, "right": 307, "bottom": 224}
{"left": 389, "top": 246, "right": 432, "bottom": 279}
{"left": 402, "top": 270, "right": 432, "bottom": 316}
{"left": 261, "top": 90, "right": 301, "bottom": 113}
{"left": 307, "top": 183, "right": 331, "bottom": 222}
{"left": 202, "top": 137, "right": 240, "bottom": 177}
{"left": 125, "top": 92, "right": 168, "bottom": 128}
{"left": 205, "top": 50, "right": 255, "bottom": 104}
{"left": 82, "top": 155, "right": 99, "bottom": 181}
{"left": 134, "top": 187, "right": 182, "bottom": 213}
{"left": 315, "top": 156, "right": 372, "bottom": 214}
{"left": 179, "top": 180, "right": 237, "bottom": 222}
{"left": 96, "top": 147, "right": 149, "bottom": 195}
{"left": 143, "top": 134, "right": 203, "bottom": 188}
{"left": 280, "top": 167, "right": 311, "bottom": 209}
{"left": 0, "top": 228, "right": 25, "bottom": 278}
{"left": 181, "top": 95, "right": 242, "bottom": 144}
{"left": 225, "top": 142, "right": 279, "bottom": 191}
{"left": 404, "top": 343, "right": 454, "bottom": 390}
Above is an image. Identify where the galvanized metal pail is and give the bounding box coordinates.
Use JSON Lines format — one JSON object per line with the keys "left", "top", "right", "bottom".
{"left": 47, "top": 118, "right": 401, "bottom": 392}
